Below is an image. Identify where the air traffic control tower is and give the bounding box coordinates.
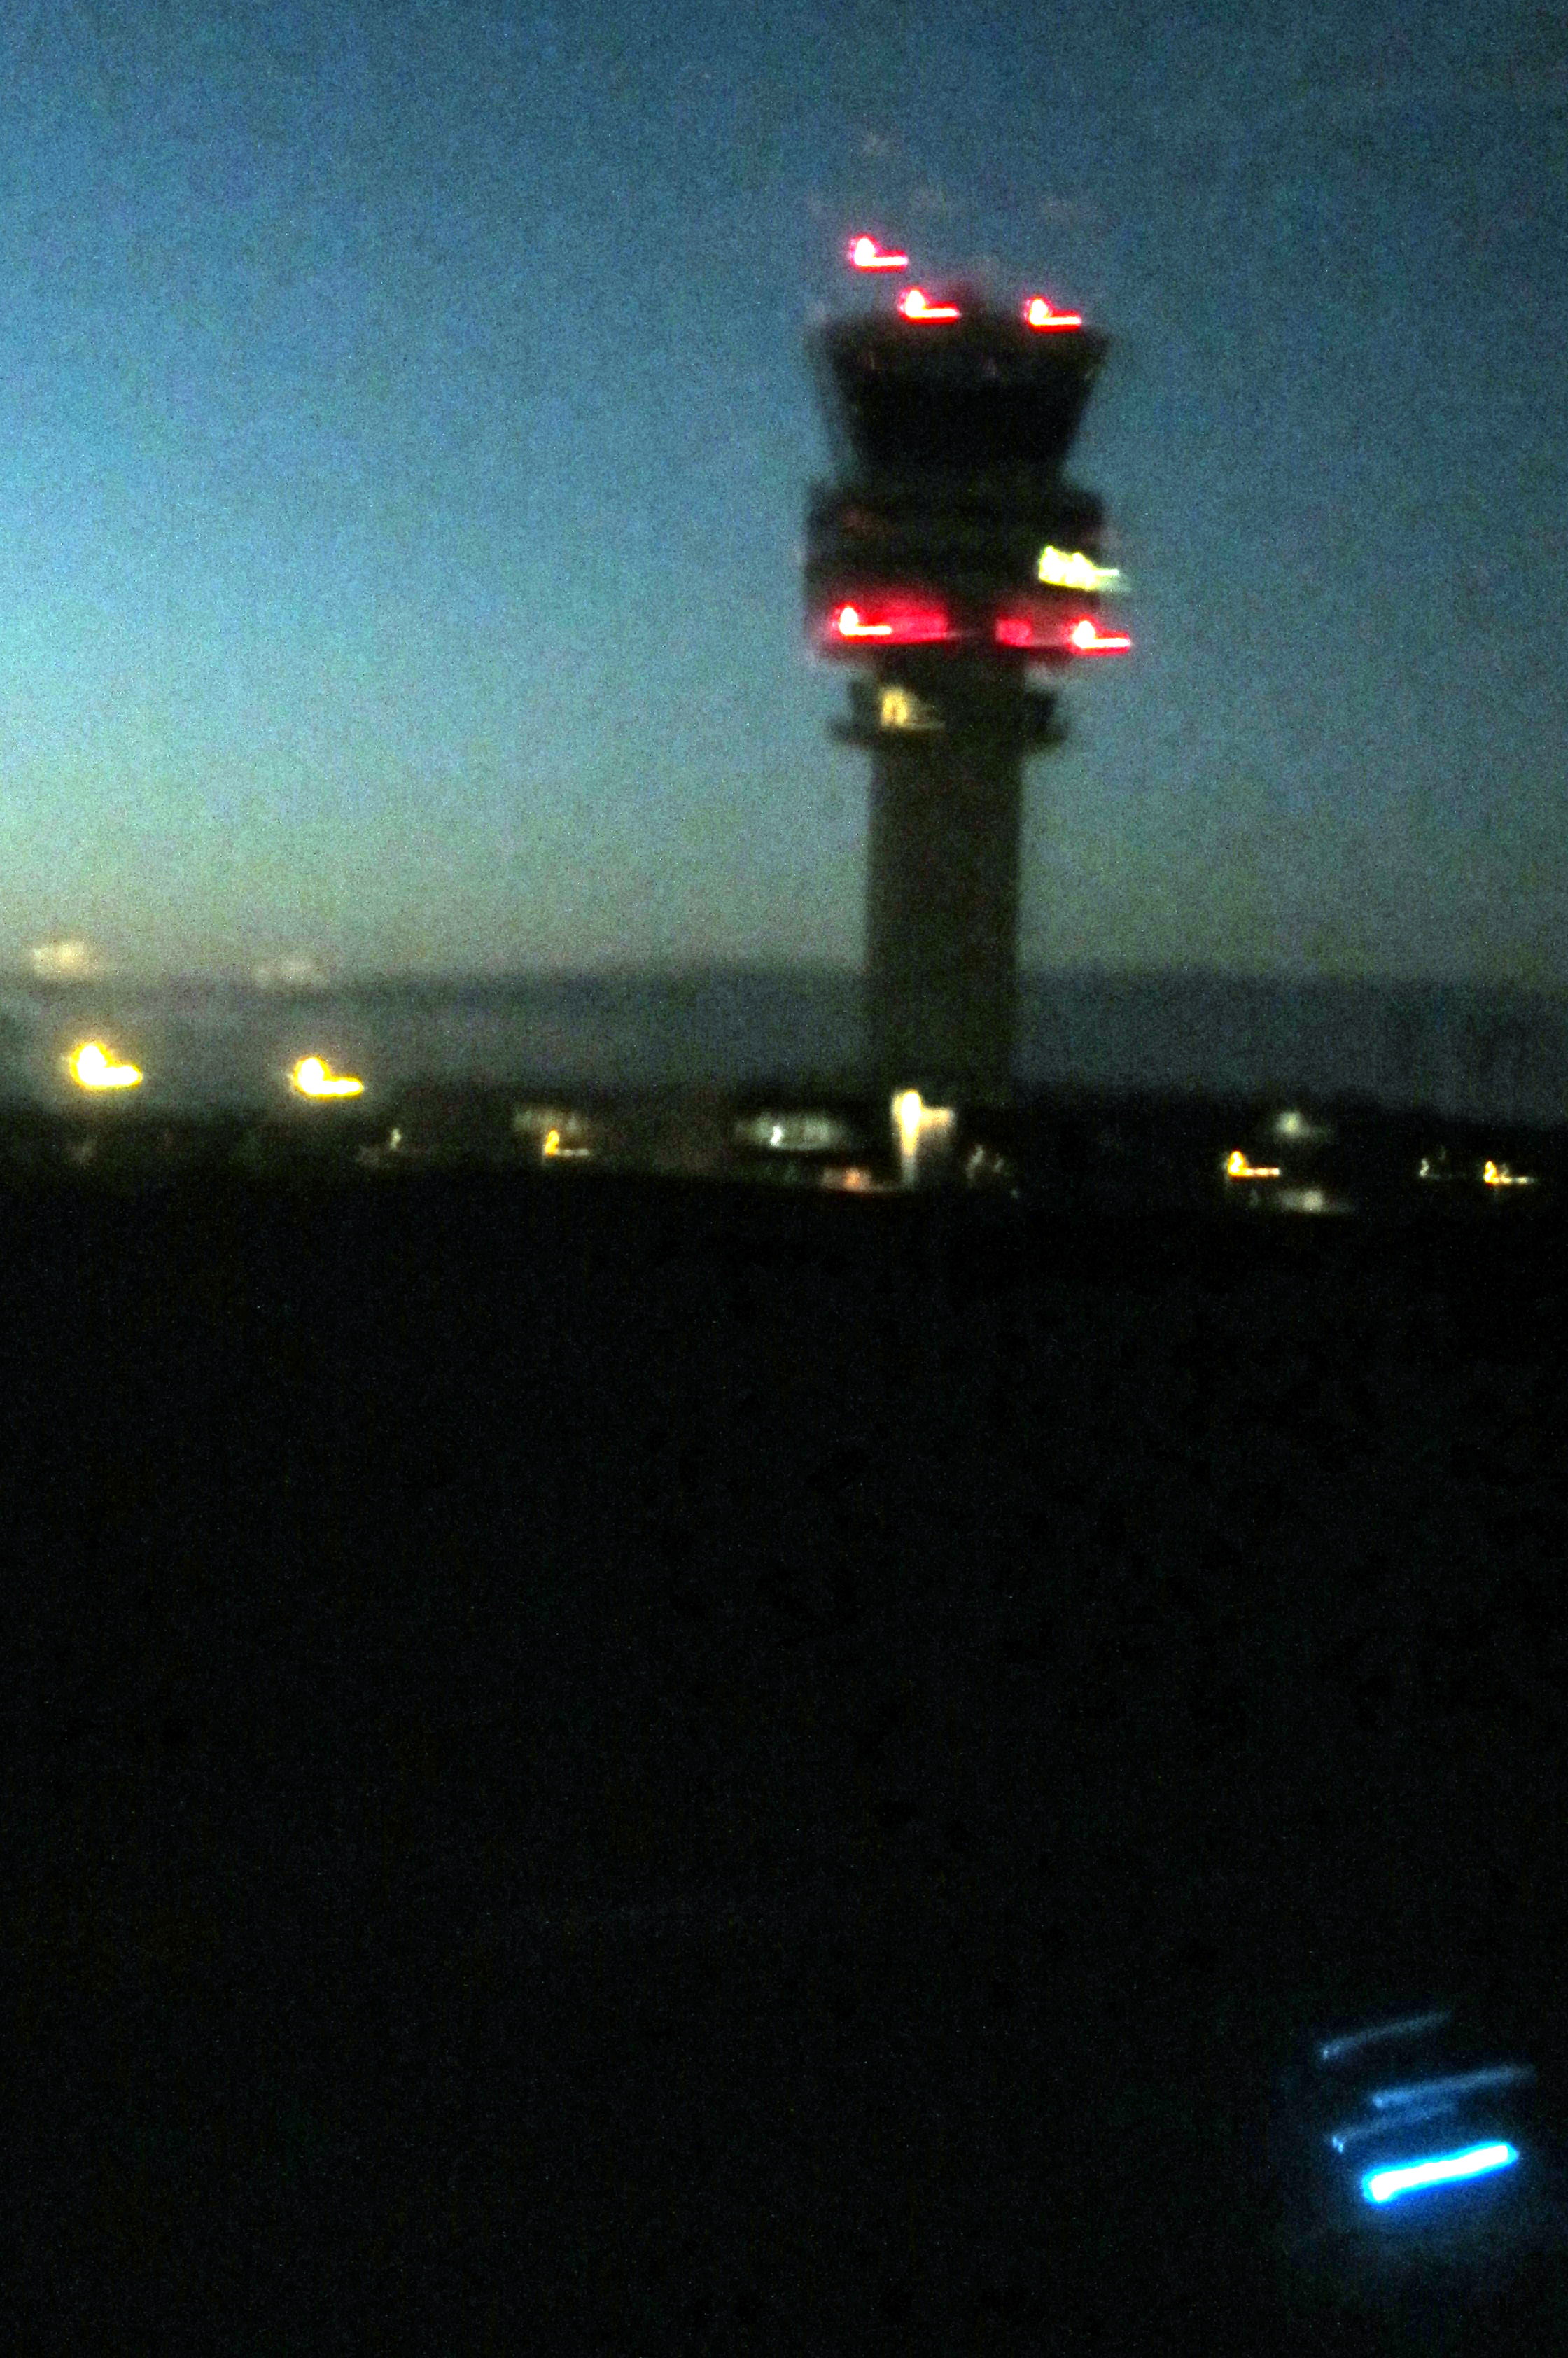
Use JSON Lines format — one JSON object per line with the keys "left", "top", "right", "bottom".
{"left": 806, "top": 261, "right": 1127, "bottom": 1109}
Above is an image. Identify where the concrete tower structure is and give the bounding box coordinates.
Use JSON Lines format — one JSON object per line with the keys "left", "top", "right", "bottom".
{"left": 805, "top": 284, "right": 1126, "bottom": 1110}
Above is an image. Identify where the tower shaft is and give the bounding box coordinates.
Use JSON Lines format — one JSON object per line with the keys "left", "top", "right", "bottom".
{"left": 864, "top": 723, "right": 1023, "bottom": 1106}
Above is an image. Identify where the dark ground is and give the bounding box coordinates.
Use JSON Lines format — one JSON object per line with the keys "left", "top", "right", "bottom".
{"left": 5, "top": 1171, "right": 1567, "bottom": 2352}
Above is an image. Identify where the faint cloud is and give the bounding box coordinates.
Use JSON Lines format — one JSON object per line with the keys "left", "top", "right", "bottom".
{"left": 28, "top": 935, "right": 104, "bottom": 982}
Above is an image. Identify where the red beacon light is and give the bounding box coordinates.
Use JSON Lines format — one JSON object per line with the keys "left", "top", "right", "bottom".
{"left": 898, "top": 287, "right": 962, "bottom": 323}
{"left": 827, "top": 600, "right": 954, "bottom": 648}
{"left": 1068, "top": 616, "right": 1131, "bottom": 655}
{"left": 1023, "top": 295, "right": 1082, "bottom": 331}
{"left": 848, "top": 234, "right": 909, "bottom": 272}
{"left": 992, "top": 612, "right": 1131, "bottom": 655}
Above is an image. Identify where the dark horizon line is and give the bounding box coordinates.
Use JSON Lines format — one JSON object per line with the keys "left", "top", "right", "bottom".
{"left": 2, "top": 959, "right": 1564, "bottom": 1000}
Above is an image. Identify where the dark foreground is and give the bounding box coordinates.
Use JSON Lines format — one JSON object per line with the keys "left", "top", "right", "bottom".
{"left": 6, "top": 1170, "right": 1567, "bottom": 2352}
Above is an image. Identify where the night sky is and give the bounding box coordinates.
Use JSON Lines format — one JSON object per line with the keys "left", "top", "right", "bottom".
{"left": 0, "top": 0, "right": 1564, "bottom": 984}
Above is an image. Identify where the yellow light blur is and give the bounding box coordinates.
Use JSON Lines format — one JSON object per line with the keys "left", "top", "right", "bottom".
{"left": 877, "top": 684, "right": 942, "bottom": 732}
{"left": 893, "top": 1089, "right": 957, "bottom": 1186}
{"left": 289, "top": 1055, "right": 365, "bottom": 1100}
{"left": 539, "top": 1123, "right": 590, "bottom": 1161}
{"left": 1224, "top": 1150, "right": 1280, "bottom": 1180}
{"left": 1038, "top": 545, "right": 1123, "bottom": 592}
{"left": 66, "top": 1040, "right": 142, "bottom": 1091}
{"left": 1483, "top": 1160, "right": 1535, "bottom": 1188}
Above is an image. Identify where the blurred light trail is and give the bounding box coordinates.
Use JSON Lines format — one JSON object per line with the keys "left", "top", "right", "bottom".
{"left": 848, "top": 235, "right": 909, "bottom": 271}
{"left": 290, "top": 1056, "right": 365, "bottom": 1099}
{"left": 1023, "top": 295, "right": 1082, "bottom": 330}
{"left": 1362, "top": 2143, "right": 1518, "bottom": 2205}
{"left": 67, "top": 1041, "right": 142, "bottom": 1091}
{"left": 1069, "top": 617, "right": 1133, "bottom": 653}
{"left": 897, "top": 288, "right": 961, "bottom": 321}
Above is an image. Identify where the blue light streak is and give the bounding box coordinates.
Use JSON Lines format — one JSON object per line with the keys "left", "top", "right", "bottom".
{"left": 1362, "top": 2143, "right": 1519, "bottom": 2205}
{"left": 1317, "top": 2009, "right": 1452, "bottom": 2066}
{"left": 1368, "top": 2064, "right": 1533, "bottom": 2111}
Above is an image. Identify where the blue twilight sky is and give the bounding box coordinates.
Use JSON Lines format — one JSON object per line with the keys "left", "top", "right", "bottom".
{"left": 0, "top": 0, "right": 1564, "bottom": 982}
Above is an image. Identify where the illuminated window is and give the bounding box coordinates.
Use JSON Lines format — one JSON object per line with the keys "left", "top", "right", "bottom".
{"left": 877, "top": 685, "right": 941, "bottom": 730}
{"left": 1038, "top": 545, "right": 1123, "bottom": 592}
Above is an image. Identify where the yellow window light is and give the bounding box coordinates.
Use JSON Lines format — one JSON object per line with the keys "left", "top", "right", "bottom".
{"left": 1037, "top": 545, "right": 1124, "bottom": 593}
{"left": 878, "top": 685, "right": 942, "bottom": 732}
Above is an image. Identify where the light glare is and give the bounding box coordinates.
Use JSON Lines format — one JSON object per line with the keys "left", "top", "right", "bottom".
{"left": 67, "top": 1040, "right": 142, "bottom": 1091}
{"left": 898, "top": 287, "right": 961, "bottom": 321}
{"left": 1023, "top": 295, "right": 1082, "bottom": 330}
{"left": 1039, "top": 545, "right": 1123, "bottom": 592}
{"left": 1070, "top": 617, "right": 1133, "bottom": 653}
{"left": 1362, "top": 2143, "right": 1518, "bottom": 2205}
{"left": 828, "top": 601, "right": 953, "bottom": 646}
{"left": 848, "top": 234, "right": 909, "bottom": 271}
{"left": 290, "top": 1055, "right": 365, "bottom": 1099}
